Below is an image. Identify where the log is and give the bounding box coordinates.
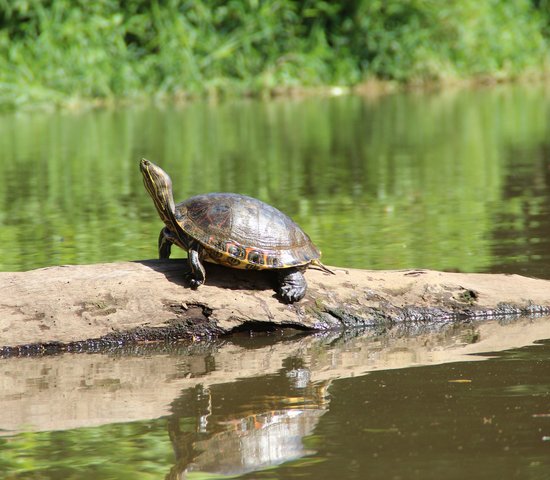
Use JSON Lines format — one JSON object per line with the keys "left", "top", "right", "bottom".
{"left": 1, "top": 259, "right": 550, "bottom": 354}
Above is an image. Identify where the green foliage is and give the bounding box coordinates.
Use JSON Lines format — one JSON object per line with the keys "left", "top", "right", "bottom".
{"left": 340, "top": 0, "right": 547, "bottom": 81}
{"left": 0, "top": 0, "right": 549, "bottom": 106}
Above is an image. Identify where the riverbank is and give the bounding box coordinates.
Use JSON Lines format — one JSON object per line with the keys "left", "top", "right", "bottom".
{"left": 2, "top": 1, "right": 550, "bottom": 109}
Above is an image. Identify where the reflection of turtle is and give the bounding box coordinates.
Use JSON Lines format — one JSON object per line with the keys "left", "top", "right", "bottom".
{"left": 186, "top": 408, "right": 325, "bottom": 476}
{"left": 140, "top": 159, "right": 333, "bottom": 303}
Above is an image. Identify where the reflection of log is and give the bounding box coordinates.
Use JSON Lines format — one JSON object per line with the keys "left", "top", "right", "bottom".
{"left": 1, "top": 316, "right": 549, "bottom": 435}
{"left": 1, "top": 259, "right": 550, "bottom": 353}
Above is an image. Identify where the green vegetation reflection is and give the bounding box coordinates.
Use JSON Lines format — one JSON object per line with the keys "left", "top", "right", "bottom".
{"left": 1, "top": 85, "right": 550, "bottom": 273}
{"left": 0, "top": 420, "right": 173, "bottom": 480}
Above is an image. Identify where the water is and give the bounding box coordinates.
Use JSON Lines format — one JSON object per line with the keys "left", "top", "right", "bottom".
{"left": 0, "top": 321, "right": 549, "bottom": 479}
{"left": 2, "top": 85, "right": 550, "bottom": 478}
{"left": 2, "top": 85, "right": 550, "bottom": 275}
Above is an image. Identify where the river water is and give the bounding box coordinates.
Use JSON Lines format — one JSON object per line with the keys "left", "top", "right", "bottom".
{"left": 1, "top": 85, "right": 550, "bottom": 478}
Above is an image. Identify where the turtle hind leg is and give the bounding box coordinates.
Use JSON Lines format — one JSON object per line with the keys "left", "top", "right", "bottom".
{"left": 277, "top": 268, "right": 307, "bottom": 303}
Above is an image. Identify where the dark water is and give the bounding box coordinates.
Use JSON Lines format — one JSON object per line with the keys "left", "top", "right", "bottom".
{"left": 0, "top": 322, "right": 549, "bottom": 479}
{"left": 2, "top": 85, "right": 550, "bottom": 479}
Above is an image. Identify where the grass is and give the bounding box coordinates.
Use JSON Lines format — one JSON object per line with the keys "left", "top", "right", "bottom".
{"left": 1, "top": 0, "right": 550, "bottom": 108}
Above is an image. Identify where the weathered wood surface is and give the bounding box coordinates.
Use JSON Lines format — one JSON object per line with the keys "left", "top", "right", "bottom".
{"left": 1, "top": 259, "right": 550, "bottom": 353}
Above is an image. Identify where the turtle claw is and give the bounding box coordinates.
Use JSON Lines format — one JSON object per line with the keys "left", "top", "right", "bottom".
{"left": 185, "top": 273, "right": 204, "bottom": 289}
{"left": 279, "top": 284, "right": 306, "bottom": 303}
{"left": 189, "top": 278, "right": 203, "bottom": 289}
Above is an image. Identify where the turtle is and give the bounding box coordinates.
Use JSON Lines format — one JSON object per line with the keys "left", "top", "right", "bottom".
{"left": 140, "top": 158, "right": 333, "bottom": 302}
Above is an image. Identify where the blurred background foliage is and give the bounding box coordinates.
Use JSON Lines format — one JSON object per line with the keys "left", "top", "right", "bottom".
{"left": 0, "top": 0, "right": 549, "bottom": 107}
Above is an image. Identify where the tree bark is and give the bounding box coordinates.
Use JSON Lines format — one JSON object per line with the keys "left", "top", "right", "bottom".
{"left": 1, "top": 259, "right": 549, "bottom": 354}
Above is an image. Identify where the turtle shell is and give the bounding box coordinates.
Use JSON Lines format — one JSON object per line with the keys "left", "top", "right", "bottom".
{"left": 174, "top": 193, "right": 320, "bottom": 269}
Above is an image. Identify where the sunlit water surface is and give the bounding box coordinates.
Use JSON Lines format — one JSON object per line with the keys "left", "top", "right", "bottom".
{"left": 2, "top": 85, "right": 550, "bottom": 479}
{"left": 2, "top": 85, "right": 550, "bottom": 275}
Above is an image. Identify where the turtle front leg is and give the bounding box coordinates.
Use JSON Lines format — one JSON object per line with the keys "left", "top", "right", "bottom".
{"left": 277, "top": 268, "right": 307, "bottom": 303}
{"left": 158, "top": 227, "right": 173, "bottom": 259}
{"left": 187, "top": 245, "right": 206, "bottom": 289}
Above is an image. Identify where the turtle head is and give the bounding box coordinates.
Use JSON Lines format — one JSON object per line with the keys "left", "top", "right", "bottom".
{"left": 140, "top": 158, "right": 177, "bottom": 225}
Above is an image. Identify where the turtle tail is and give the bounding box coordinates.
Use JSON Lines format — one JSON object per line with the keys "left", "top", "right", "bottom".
{"left": 310, "top": 259, "right": 335, "bottom": 275}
